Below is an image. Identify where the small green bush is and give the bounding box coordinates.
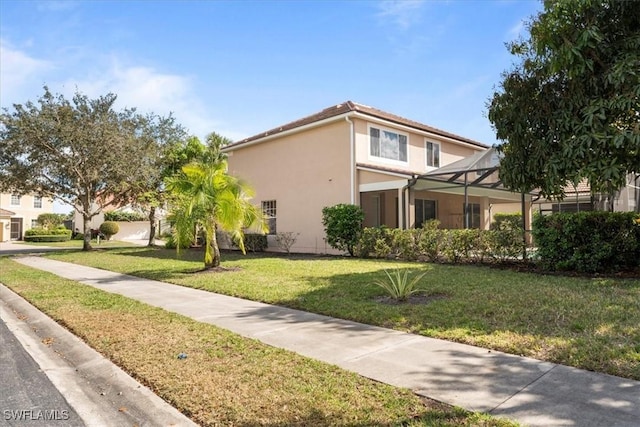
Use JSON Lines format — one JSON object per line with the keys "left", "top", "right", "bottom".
{"left": 243, "top": 234, "right": 268, "bottom": 252}
{"left": 322, "top": 204, "right": 364, "bottom": 256}
{"left": 416, "top": 220, "right": 443, "bottom": 262}
{"left": 164, "top": 234, "right": 190, "bottom": 249}
{"left": 355, "top": 227, "right": 393, "bottom": 258}
{"left": 99, "top": 221, "right": 120, "bottom": 240}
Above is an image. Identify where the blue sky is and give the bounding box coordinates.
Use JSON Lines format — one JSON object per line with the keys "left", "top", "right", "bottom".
{"left": 1, "top": 0, "right": 542, "bottom": 146}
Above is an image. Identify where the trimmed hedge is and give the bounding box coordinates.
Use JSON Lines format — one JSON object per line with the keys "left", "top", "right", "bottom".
{"left": 24, "top": 227, "right": 72, "bottom": 242}
{"left": 104, "top": 211, "right": 147, "bottom": 222}
{"left": 532, "top": 211, "right": 640, "bottom": 273}
{"left": 353, "top": 220, "right": 525, "bottom": 264}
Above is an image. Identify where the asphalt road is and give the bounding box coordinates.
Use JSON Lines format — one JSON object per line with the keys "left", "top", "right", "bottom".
{"left": 0, "top": 318, "right": 84, "bottom": 427}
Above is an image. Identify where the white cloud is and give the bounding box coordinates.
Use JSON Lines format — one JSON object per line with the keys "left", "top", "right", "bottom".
{"left": 0, "top": 39, "right": 53, "bottom": 104}
{"left": 61, "top": 61, "right": 224, "bottom": 139}
{"left": 376, "top": 0, "right": 426, "bottom": 30}
{"left": 1, "top": 37, "right": 242, "bottom": 141}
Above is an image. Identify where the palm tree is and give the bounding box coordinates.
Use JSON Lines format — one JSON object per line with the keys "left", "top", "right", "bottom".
{"left": 165, "top": 159, "right": 267, "bottom": 269}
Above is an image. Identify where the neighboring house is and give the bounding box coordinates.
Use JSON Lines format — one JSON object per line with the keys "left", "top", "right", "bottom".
{"left": 224, "top": 101, "right": 530, "bottom": 254}
{"left": 0, "top": 193, "right": 55, "bottom": 241}
{"left": 535, "top": 175, "right": 640, "bottom": 214}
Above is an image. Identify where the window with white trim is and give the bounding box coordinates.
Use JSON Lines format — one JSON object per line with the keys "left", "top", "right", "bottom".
{"left": 369, "top": 126, "right": 408, "bottom": 163}
{"left": 31, "top": 219, "right": 39, "bottom": 228}
{"left": 261, "top": 200, "right": 276, "bottom": 235}
{"left": 426, "top": 141, "right": 440, "bottom": 168}
{"left": 33, "top": 195, "right": 43, "bottom": 209}
{"left": 10, "top": 194, "right": 21, "bottom": 206}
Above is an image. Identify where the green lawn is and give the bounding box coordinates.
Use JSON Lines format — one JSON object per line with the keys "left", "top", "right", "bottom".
{"left": 41, "top": 247, "right": 640, "bottom": 381}
{"left": 0, "top": 258, "right": 516, "bottom": 426}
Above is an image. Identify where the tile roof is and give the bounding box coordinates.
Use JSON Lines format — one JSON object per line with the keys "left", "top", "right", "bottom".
{"left": 225, "top": 101, "right": 489, "bottom": 150}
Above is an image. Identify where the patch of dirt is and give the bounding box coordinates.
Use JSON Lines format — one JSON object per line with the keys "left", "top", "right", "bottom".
{"left": 374, "top": 293, "right": 449, "bottom": 305}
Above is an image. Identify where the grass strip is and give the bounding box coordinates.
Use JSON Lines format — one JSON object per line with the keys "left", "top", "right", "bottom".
{"left": 1, "top": 258, "right": 517, "bottom": 427}
{"left": 42, "top": 247, "right": 640, "bottom": 381}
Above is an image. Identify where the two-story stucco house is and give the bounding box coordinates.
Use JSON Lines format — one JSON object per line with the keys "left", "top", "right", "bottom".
{"left": 223, "top": 101, "right": 530, "bottom": 253}
{"left": 0, "top": 193, "right": 55, "bottom": 241}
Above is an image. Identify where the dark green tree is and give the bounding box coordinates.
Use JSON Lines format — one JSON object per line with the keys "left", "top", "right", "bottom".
{"left": 0, "top": 87, "right": 178, "bottom": 250}
{"left": 488, "top": 0, "right": 640, "bottom": 200}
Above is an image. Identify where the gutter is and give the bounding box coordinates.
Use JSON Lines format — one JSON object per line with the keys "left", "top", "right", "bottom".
{"left": 345, "top": 116, "right": 355, "bottom": 204}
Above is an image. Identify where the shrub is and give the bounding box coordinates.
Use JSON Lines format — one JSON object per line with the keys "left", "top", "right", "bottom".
{"left": 322, "top": 204, "right": 364, "bottom": 256}
{"left": 416, "top": 220, "right": 443, "bottom": 262}
{"left": 533, "top": 211, "right": 640, "bottom": 273}
{"left": 243, "top": 234, "right": 268, "bottom": 252}
{"left": 164, "top": 234, "right": 189, "bottom": 249}
{"left": 373, "top": 269, "right": 428, "bottom": 302}
{"left": 490, "top": 213, "right": 522, "bottom": 231}
{"left": 104, "top": 211, "right": 147, "bottom": 222}
{"left": 355, "top": 226, "right": 393, "bottom": 258}
{"left": 99, "top": 221, "right": 120, "bottom": 240}
{"left": 489, "top": 213, "right": 525, "bottom": 261}
{"left": 24, "top": 227, "right": 71, "bottom": 242}
{"left": 275, "top": 232, "right": 299, "bottom": 254}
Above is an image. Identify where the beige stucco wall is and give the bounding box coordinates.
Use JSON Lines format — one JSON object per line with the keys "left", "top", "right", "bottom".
{"left": 226, "top": 120, "right": 352, "bottom": 253}
{"left": 0, "top": 193, "right": 55, "bottom": 240}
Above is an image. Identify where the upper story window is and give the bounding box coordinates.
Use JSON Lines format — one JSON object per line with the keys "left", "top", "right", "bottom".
{"left": 33, "top": 195, "right": 43, "bottom": 208}
{"left": 426, "top": 141, "right": 440, "bottom": 168}
{"left": 10, "top": 194, "right": 21, "bottom": 206}
{"left": 369, "top": 126, "right": 408, "bottom": 163}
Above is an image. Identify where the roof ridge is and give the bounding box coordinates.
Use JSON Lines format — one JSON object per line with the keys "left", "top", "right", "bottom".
{"left": 225, "top": 101, "right": 488, "bottom": 149}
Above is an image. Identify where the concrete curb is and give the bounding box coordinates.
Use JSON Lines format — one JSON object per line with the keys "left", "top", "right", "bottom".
{"left": 0, "top": 284, "right": 197, "bottom": 427}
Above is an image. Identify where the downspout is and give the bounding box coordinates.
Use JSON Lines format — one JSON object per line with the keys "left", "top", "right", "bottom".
{"left": 345, "top": 116, "right": 355, "bottom": 204}
{"left": 401, "top": 175, "right": 418, "bottom": 229}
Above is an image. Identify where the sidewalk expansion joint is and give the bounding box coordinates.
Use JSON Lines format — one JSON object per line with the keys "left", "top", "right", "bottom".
{"left": 341, "top": 335, "right": 422, "bottom": 363}
{"left": 488, "top": 363, "right": 558, "bottom": 414}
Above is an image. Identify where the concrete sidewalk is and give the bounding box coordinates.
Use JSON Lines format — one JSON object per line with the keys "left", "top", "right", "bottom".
{"left": 10, "top": 256, "right": 640, "bottom": 427}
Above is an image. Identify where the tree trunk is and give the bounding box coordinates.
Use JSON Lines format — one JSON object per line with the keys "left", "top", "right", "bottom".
{"left": 83, "top": 215, "right": 93, "bottom": 251}
{"left": 204, "top": 226, "right": 221, "bottom": 269}
{"left": 147, "top": 206, "right": 156, "bottom": 247}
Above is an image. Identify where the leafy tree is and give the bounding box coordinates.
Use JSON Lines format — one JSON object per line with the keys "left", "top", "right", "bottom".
{"left": 37, "top": 213, "right": 67, "bottom": 229}
{"left": 488, "top": 0, "right": 640, "bottom": 199}
{"left": 322, "top": 204, "right": 364, "bottom": 256}
{"left": 0, "top": 87, "right": 176, "bottom": 250}
{"left": 165, "top": 160, "right": 266, "bottom": 270}
{"left": 128, "top": 119, "right": 188, "bottom": 247}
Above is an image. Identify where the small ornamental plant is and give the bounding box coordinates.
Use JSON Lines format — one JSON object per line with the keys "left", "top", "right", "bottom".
{"left": 99, "top": 221, "right": 120, "bottom": 240}
{"left": 373, "top": 269, "right": 428, "bottom": 302}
